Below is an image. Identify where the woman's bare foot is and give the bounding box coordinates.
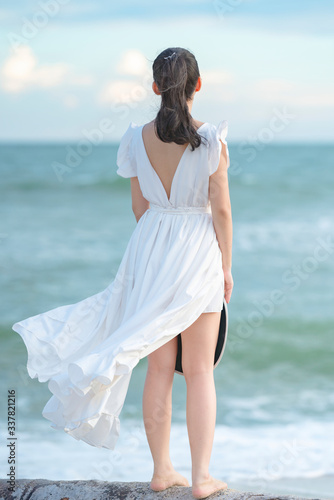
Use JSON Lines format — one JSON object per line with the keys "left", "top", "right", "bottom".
{"left": 192, "top": 474, "right": 228, "bottom": 499}
{"left": 150, "top": 468, "right": 190, "bottom": 491}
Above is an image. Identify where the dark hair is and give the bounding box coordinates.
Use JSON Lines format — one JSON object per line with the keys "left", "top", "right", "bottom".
{"left": 152, "top": 47, "right": 204, "bottom": 151}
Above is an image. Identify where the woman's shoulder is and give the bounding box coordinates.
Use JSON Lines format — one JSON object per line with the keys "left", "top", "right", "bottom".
{"left": 120, "top": 121, "right": 142, "bottom": 137}
{"left": 203, "top": 120, "right": 230, "bottom": 171}
{"left": 198, "top": 120, "right": 228, "bottom": 136}
{"left": 197, "top": 120, "right": 229, "bottom": 154}
{"left": 116, "top": 122, "right": 142, "bottom": 178}
{"left": 117, "top": 121, "right": 143, "bottom": 152}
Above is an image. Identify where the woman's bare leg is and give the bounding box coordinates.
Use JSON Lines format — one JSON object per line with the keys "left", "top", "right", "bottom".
{"left": 181, "top": 312, "right": 228, "bottom": 499}
{"left": 142, "top": 336, "right": 189, "bottom": 491}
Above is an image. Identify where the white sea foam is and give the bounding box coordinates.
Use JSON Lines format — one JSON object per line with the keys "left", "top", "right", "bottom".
{"left": 4, "top": 418, "right": 333, "bottom": 487}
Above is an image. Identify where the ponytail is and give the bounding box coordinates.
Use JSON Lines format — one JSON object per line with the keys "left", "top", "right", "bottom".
{"left": 152, "top": 47, "right": 204, "bottom": 151}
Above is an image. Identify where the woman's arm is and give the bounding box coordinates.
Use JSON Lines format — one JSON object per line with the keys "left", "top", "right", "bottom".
{"left": 209, "top": 141, "right": 234, "bottom": 303}
{"left": 130, "top": 177, "right": 150, "bottom": 222}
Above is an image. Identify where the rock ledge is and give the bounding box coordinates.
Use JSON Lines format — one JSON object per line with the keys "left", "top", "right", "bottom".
{"left": 0, "top": 479, "right": 323, "bottom": 500}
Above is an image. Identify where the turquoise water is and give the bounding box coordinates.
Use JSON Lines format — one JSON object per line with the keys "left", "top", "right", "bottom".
{"left": 1, "top": 142, "right": 334, "bottom": 497}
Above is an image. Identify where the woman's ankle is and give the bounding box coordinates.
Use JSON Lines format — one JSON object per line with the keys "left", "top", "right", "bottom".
{"left": 192, "top": 470, "right": 211, "bottom": 484}
{"left": 153, "top": 460, "right": 174, "bottom": 475}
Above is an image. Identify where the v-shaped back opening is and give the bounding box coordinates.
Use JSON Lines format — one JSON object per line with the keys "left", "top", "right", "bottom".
{"left": 140, "top": 122, "right": 207, "bottom": 203}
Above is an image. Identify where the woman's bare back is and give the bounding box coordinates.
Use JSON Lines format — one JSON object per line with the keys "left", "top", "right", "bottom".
{"left": 142, "top": 119, "right": 205, "bottom": 201}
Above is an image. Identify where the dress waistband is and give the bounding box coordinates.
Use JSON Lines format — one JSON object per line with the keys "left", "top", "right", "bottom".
{"left": 149, "top": 203, "right": 211, "bottom": 214}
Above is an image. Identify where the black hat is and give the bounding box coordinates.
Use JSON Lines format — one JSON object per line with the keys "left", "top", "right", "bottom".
{"left": 174, "top": 298, "right": 228, "bottom": 375}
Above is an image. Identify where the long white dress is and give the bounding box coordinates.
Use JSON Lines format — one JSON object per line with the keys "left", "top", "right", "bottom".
{"left": 12, "top": 120, "right": 230, "bottom": 450}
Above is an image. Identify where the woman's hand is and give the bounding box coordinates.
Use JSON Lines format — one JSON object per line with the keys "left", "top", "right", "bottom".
{"left": 223, "top": 268, "right": 233, "bottom": 304}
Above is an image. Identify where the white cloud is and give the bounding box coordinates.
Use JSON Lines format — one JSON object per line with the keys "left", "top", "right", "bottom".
{"left": 288, "top": 91, "right": 334, "bottom": 108}
{"left": 69, "top": 74, "right": 94, "bottom": 86}
{"left": 97, "top": 49, "right": 152, "bottom": 105}
{"left": 199, "top": 69, "right": 236, "bottom": 102}
{"left": 200, "top": 69, "right": 235, "bottom": 85}
{"left": 252, "top": 78, "right": 334, "bottom": 107}
{"left": 253, "top": 78, "right": 297, "bottom": 100}
{"left": 63, "top": 94, "right": 79, "bottom": 108}
{"left": 98, "top": 79, "right": 150, "bottom": 105}
{"left": 116, "top": 49, "right": 149, "bottom": 77}
{"left": 1, "top": 46, "right": 94, "bottom": 93}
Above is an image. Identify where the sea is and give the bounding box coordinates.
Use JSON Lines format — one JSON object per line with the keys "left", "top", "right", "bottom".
{"left": 0, "top": 141, "right": 333, "bottom": 499}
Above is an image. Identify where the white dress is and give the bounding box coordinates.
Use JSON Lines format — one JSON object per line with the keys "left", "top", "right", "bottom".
{"left": 12, "top": 120, "right": 230, "bottom": 450}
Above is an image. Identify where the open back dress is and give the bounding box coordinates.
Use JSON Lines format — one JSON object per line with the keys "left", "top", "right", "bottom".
{"left": 12, "top": 120, "right": 230, "bottom": 450}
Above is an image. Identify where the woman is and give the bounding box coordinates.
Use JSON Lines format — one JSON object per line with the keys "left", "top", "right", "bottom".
{"left": 12, "top": 46, "right": 233, "bottom": 500}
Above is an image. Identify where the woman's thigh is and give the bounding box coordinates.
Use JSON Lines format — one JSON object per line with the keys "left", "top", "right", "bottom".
{"left": 181, "top": 312, "right": 221, "bottom": 376}
{"left": 147, "top": 335, "right": 178, "bottom": 373}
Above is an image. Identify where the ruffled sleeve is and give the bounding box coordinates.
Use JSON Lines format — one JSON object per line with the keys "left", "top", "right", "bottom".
{"left": 208, "top": 120, "right": 230, "bottom": 176}
{"left": 116, "top": 122, "right": 138, "bottom": 178}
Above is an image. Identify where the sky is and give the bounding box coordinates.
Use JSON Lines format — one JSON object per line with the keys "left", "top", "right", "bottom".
{"left": 0, "top": 0, "right": 333, "bottom": 142}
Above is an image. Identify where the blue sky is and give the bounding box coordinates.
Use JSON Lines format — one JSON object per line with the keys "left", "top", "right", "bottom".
{"left": 0, "top": 0, "right": 333, "bottom": 142}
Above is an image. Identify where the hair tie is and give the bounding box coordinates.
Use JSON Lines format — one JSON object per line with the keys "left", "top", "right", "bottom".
{"left": 164, "top": 52, "right": 177, "bottom": 61}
